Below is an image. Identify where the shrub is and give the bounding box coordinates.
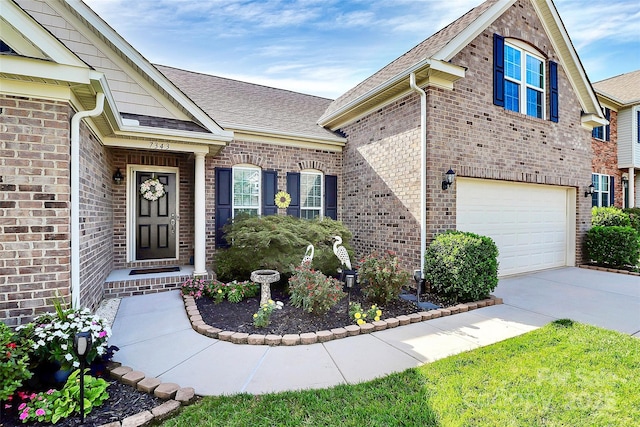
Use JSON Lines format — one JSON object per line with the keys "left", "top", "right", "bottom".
{"left": 0, "top": 322, "right": 32, "bottom": 402}
{"left": 585, "top": 226, "right": 640, "bottom": 268}
{"left": 424, "top": 231, "right": 499, "bottom": 303}
{"left": 288, "top": 265, "right": 345, "bottom": 314}
{"left": 357, "top": 251, "right": 411, "bottom": 305}
{"left": 214, "top": 215, "right": 353, "bottom": 282}
{"left": 592, "top": 206, "right": 630, "bottom": 227}
{"left": 253, "top": 300, "right": 284, "bottom": 328}
{"left": 348, "top": 302, "right": 382, "bottom": 326}
{"left": 623, "top": 207, "right": 640, "bottom": 233}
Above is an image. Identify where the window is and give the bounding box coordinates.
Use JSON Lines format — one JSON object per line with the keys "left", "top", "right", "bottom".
{"left": 591, "top": 173, "right": 611, "bottom": 207}
{"left": 300, "top": 171, "right": 323, "bottom": 219}
{"left": 232, "top": 166, "right": 260, "bottom": 217}
{"left": 592, "top": 108, "right": 610, "bottom": 141}
{"left": 504, "top": 43, "right": 545, "bottom": 118}
{"left": 637, "top": 110, "right": 640, "bottom": 143}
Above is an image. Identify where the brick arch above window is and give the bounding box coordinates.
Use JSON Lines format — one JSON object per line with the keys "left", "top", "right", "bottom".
{"left": 231, "top": 153, "right": 265, "bottom": 168}
{"left": 297, "top": 160, "right": 326, "bottom": 172}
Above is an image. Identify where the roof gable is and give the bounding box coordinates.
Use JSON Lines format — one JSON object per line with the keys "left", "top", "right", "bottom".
{"left": 593, "top": 70, "right": 640, "bottom": 107}
{"left": 320, "top": 0, "right": 604, "bottom": 129}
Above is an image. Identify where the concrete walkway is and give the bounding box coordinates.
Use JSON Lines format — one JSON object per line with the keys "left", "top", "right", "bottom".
{"left": 109, "top": 267, "right": 640, "bottom": 396}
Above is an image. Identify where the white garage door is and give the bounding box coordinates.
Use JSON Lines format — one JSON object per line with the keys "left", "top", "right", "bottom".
{"left": 456, "top": 178, "right": 575, "bottom": 276}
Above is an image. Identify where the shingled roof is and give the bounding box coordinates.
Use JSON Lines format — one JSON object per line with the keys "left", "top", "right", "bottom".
{"left": 322, "top": 0, "right": 501, "bottom": 119}
{"left": 155, "top": 65, "right": 342, "bottom": 142}
{"left": 593, "top": 69, "right": 640, "bottom": 105}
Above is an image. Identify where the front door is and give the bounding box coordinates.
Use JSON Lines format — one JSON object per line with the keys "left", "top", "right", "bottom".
{"left": 136, "top": 171, "right": 177, "bottom": 260}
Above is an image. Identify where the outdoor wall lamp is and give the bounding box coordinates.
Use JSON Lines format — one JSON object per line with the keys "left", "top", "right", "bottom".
{"left": 584, "top": 184, "right": 595, "bottom": 197}
{"left": 113, "top": 168, "right": 124, "bottom": 185}
{"left": 73, "top": 331, "right": 93, "bottom": 423}
{"left": 442, "top": 168, "right": 455, "bottom": 190}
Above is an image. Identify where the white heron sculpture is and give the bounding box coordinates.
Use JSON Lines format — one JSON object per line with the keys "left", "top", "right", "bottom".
{"left": 302, "top": 244, "right": 314, "bottom": 266}
{"left": 332, "top": 235, "right": 352, "bottom": 271}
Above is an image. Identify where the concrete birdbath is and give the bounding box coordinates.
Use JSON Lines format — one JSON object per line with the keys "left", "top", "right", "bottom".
{"left": 250, "top": 269, "right": 280, "bottom": 305}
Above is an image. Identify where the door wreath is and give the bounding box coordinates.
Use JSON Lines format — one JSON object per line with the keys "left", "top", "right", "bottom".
{"left": 140, "top": 177, "right": 165, "bottom": 201}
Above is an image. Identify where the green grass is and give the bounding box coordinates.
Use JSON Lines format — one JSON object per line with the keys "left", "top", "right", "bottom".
{"left": 161, "top": 321, "right": 640, "bottom": 426}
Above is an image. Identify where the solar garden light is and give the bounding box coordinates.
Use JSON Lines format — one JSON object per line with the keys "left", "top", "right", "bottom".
{"left": 345, "top": 273, "right": 356, "bottom": 308}
{"left": 73, "top": 331, "right": 92, "bottom": 423}
{"left": 414, "top": 269, "right": 425, "bottom": 303}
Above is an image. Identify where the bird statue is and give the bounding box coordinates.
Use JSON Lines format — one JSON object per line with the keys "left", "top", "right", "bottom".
{"left": 332, "top": 235, "right": 352, "bottom": 271}
{"left": 302, "top": 244, "right": 314, "bottom": 266}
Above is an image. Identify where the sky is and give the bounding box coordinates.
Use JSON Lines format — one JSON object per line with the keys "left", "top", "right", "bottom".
{"left": 83, "top": 0, "right": 640, "bottom": 99}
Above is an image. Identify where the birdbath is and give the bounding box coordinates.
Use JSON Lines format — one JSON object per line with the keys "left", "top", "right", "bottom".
{"left": 250, "top": 269, "right": 280, "bottom": 305}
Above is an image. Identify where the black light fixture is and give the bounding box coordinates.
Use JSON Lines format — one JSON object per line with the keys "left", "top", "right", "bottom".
{"left": 414, "top": 269, "right": 425, "bottom": 303}
{"left": 584, "top": 184, "right": 595, "bottom": 197}
{"left": 442, "top": 168, "right": 455, "bottom": 190}
{"left": 113, "top": 168, "right": 124, "bottom": 185}
{"left": 73, "top": 331, "right": 93, "bottom": 423}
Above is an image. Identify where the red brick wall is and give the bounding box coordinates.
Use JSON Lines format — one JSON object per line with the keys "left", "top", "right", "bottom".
{"left": 338, "top": 0, "right": 593, "bottom": 269}
{"left": 0, "top": 95, "right": 72, "bottom": 326}
{"left": 591, "top": 110, "right": 623, "bottom": 207}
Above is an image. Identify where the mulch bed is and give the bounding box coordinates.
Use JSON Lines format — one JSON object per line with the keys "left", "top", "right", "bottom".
{"left": 196, "top": 282, "right": 455, "bottom": 336}
{"left": 2, "top": 378, "right": 164, "bottom": 427}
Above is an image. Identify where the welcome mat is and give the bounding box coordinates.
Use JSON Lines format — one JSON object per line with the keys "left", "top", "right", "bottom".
{"left": 129, "top": 266, "right": 181, "bottom": 276}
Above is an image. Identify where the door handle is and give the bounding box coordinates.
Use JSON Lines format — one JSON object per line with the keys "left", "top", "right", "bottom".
{"left": 170, "top": 213, "right": 176, "bottom": 234}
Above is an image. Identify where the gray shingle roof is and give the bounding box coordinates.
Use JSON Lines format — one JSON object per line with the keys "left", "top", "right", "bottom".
{"left": 323, "top": 0, "right": 501, "bottom": 118}
{"left": 593, "top": 69, "right": 640, "bottom": 105}
{"left": 155, "top": 65, "right": 342, "bottom": 141}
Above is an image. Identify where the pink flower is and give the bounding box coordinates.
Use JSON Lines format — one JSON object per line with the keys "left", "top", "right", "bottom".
{"left": 46, "top": 389, "right": 55, "bottom": 395}
{"left": 36, "top": 408, "right": 46, "bottom": 416}
{"left": 19, "top": 411, "right": 29, "bottom": 420}
{"left": 98, "top": 330, "right": 107, "bottom": 338}
{"left": 18, "top": 403, "right": 27, "bottom": 410}
{"left": 29, "top": 393, "right": 37, "bottom": 400}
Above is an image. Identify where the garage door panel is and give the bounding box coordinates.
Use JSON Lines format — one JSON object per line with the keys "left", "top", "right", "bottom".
{"left": 457, "top": 179, "right": 571, "bottom": 276}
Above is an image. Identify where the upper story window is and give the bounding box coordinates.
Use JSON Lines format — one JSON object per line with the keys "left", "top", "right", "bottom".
{"left": 232, "top": 166, "right": 260, "bottom": 217}
{"left": 300, "top": 171, "right": 323, "bottom": 220}
{"left": 591, "top": 173, "right": 612, "bottom": 208}
{"left": 637, "top": 110, "right": 640, "bottom": 143}
{"left": 494, "top": 34, "right": 558, "bottom": 122}
{"left": 592, "top": 108, "right": 610, "bottom": 141}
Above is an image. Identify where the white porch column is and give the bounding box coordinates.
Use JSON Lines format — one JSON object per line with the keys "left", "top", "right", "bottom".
{"left": 194, "top": 152, "right": 207, "bottom": 276}
{"left": 630, "top": 167, "right": 635, "bottom": 208}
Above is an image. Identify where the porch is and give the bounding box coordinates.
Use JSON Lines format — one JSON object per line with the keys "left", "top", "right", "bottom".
{"left": 103, "top": 265, "right": 208, "bottom": 299}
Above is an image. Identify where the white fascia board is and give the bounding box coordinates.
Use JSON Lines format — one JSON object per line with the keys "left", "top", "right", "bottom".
{"left": 434, "top": 0, "right": 515, "bottom": 61}
{"left": 101, "top": 138, "right": 213, "bottom": 155}
{"left": 63, "top": 0, "right": 230, "bottom": 138}
{"left": 1, "top": 55, "right": 92, "bottom": 84}
{"left": 1, "top": 2, "right": 86, "bottom": 67}
{"left": 221, "top": 122, "right": 346, "bottom": 145}
{"left": 318, "top": 58, "right": 465, "bottom": 126}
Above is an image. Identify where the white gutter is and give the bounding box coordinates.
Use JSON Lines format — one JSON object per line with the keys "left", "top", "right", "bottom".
{"left": 70, "top": 92, "right": 105, "bottom": 309}
{"left": 409, "top": 73, "right": 427, "bottom": 278}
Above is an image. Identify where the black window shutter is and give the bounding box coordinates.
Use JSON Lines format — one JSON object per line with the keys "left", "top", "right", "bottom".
{"left": 605, "top": 108, "right": 610, "bottom": 141}
{"left": 637, "top": 110, "right": 640, "bottom": 143}
{"left": 215, "top": 167, "right": 232, "bottom": 248}
{"left": 262, "top": 170, "right": 278, "bottom": 216}
{"left": 549, "top": 61, "right": 559, "bottom": 123}
{"left": 324, "top": 175, "right": 338, "bottom": 220}
{"left": 286, "top": 172, "right": 300, "bottom": 217}
{"left": 610, "top": 176, "right": 615, "bottom": 206}
{"left": 493, "top": 33, "right": 505, "bottom": 107}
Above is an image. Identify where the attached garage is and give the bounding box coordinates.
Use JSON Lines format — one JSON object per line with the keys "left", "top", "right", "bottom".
{"left": 456, "top": 178, "right": 576, "bottom": 276}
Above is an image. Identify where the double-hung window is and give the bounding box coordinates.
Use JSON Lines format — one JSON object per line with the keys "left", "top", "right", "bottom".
{"left": 591, "top": 173, "right": 611, "bottom": 208}
{"left": 592, "top": 108, "right": 610, "bottom": 141}
{"left": 300, "top": 171, "right": 323, "bottom": 219}
{"left": 232, "top": 166, "right": 260, "bottom": 217}
{"left": 504, "top": 43, "right": 545, "bottom": 118}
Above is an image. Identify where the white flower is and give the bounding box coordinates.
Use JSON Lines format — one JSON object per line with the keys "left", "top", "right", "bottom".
{"left": 61, "top": 344, "right": 68, "bottom": 351}
{"left": 96, "top": 346, "right": 105, "bottom": 355}
{"left": 37, "top": 339, "right": 45, "bottom": 346}
{"left": 64, "top": 353, "right": 73, "bottom": 361}
{"left": 72, "top": 361, "right": 79, "bottom": 368}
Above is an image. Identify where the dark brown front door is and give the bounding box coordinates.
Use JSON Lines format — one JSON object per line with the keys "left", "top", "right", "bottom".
{"left": 136, "top": 171, "right": 177, "bottom": 260}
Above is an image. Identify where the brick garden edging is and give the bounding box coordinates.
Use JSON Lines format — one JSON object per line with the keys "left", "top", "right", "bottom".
{"left": 580, "top": 264, "right": 640, "bottom": 276}
{"left": 183, "top": 294, "right": 504, "bottom": 346}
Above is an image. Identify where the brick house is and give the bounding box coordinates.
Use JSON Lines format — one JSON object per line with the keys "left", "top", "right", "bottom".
{"left": 1, "top": 0, "right": 605, "bottom": 327}
{"left": 591, "top": 70, "right": 640, "bottom": 209}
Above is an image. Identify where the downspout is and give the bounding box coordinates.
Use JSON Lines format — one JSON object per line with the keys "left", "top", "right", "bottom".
{"left": 70, "top": 92, "right": 105, "bottom": 309}
{"left": 409, "top": 73, "right": 427, "bottom": 277}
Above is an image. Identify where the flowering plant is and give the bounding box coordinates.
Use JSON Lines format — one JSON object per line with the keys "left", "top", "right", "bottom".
{"left": 288, "top": 264, "right": 345, "bottom": 314}
{"left": 1, "top": 322, "right": 32, "bottom": 401}
{"left": 358, "top": 251, "right": 411, "bottom": 304}
{"left": 139, "top": 177, "right": 165, "bottom": 201}
{"left": 180, "top": 277, "right": 207, "bottom": 299}
{"left": 205, "top": 280, "right": 227, "bottom": 303}
{"left": 253, "top": 299, "right": 284, "bottom": 328}
{"left": 274, "top": 191, "right": 291, "bottom": 209}
{"left": 17, "top": 303, "right": 111, "bottom": 371}
{"left": 204, "top": 280, "right": 258, "bottom": 303}
{"left": 349, "top": 302, "right": 382, "bottom": 326}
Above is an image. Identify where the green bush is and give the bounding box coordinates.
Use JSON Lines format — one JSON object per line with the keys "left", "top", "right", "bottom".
{"left": 214, "top": 215, "right": 353, "bottom": 282}
{"left": 592, "top": 206, "right": 630, "bottom": 227}
{"left": 288, "top": 265, "right": 345, "bottom": 314}
{"left": 623, "top": 207, "right": 640, "bottom": 233}
{"left": 0, "top": 322, "right": 32, "bottom": 402}
{"left": 585, "top": 226, "right": 640, "bottom": 268}
{"left": 424, "top": 231, "right": 499, "bottom": 303}
{"left": 358, "top": 251, "right": 411, "bottom": 305}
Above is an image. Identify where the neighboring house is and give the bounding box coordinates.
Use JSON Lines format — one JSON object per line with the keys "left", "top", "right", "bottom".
{"left": 1, "top": 0, "right": 605, "bottom": 327}
{"left": 592, "top": 70, "right": 640, "bottom": 209}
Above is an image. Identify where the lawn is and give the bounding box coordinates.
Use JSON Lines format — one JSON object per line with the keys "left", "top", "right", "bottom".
{"left": 161, "top": 320, "right": 640, "bottom": 426}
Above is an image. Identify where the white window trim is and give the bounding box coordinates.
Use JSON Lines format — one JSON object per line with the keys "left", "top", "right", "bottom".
{"left": 504, "top": 40, "right": 546, "bottom": 119}
{"left": 300, "top": 170, "right": 323, "bottom": 220}
{"left": 232, "top": 165, "right": 261, "bottom": 218}
{"left": 592, "top": 108, "right": 610, "bottom": 141}
{"left": 592, "top": 173, "right": 611, "bottom": 208}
